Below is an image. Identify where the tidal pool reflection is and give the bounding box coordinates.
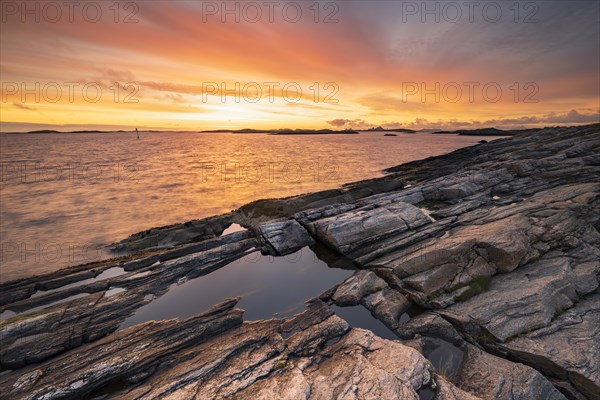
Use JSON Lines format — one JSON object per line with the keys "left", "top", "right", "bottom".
{"left": 119, "top": 246, "right": 353, "bottom": 330}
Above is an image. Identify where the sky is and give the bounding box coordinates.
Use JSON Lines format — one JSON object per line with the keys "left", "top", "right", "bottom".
{"left": 1, "top": 0, "right": 599, "bottom": 131}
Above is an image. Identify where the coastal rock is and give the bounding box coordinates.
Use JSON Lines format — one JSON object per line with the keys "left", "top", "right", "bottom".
{"left": 433, "top": 376, "right": 482, "bottom": 400}
{"left": 110, "top": 214, "right": 233, "bottom": 252}
{"left": 331, "top": 270, "right": 387, "bottom": 306}
{"left": 456, "top": 343, "right": 567, "bottom": 400}
{"left": 311, "top": 202, "right": 431, "bottom": 257}
{"left": 1, "top": 298, "right": 476, "bottom": 400}
{"left": 0, "top": 298, "right": 244, "bottom": 399}
{"left": 360, "top": 287, "right": 411, "bottom": 330}
{"left": 257, "top": 219, "right": 315, "bottom": 256}
{"left": 439, "top": 254, "right": 599, "bottom": 342}
{"left": 0, "top": 236, "right": 258, "bottom": 369}
{"left": 233, "top": 328, "right": 433, "bottom": 400}
{"left": 499, "top": 291, "right": 600, "bottom": 400}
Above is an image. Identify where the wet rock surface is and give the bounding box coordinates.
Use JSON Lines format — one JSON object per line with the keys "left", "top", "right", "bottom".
{"left": 1, "top": 124, "right": 599, "bottom": 399}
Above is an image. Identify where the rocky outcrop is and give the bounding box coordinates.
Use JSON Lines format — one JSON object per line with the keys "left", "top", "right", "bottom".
{"left": 1, "top": 124, "right": 599, "bottom": 399}
{"left": 0, "top": 233, "right": 259, "bottom": 369}
{"left": 331, "top": 270, "right": 387, "bottom": 306}
{"left": 110, "top": 213, "right": 234, "bottom": 252}
{"left": 256, "top": 219, "right": 315, "bottom": 256}
{"left": 0, "top": 298, "right": 244, "bottom": 399}
{"left": 0, "top": 299, "right": 474, "bottom": 400}
{"left": 439, "top": 253, "right": 599, "bottom": 342}
{"left": 456, "top": 343, "right": 567, "bottom": 400}
{"left": 309, "top": 202, "right": 432, "bottom": 258}
{"left": 499, "top": 292, "right": 600, "bottom": 400}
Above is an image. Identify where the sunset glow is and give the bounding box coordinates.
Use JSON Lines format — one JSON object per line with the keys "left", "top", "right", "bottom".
{"left": 1, "top": 0, "right": 599, "bottom": 131}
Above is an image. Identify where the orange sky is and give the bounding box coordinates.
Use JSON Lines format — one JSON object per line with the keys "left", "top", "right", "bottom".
{"left": 1, "top": 0, "right": 598, "bottom": 131}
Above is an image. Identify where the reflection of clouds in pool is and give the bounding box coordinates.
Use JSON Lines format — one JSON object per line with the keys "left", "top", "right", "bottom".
{"left": 417, "top": 387, "right": 435, "bottom": 400}
{"left": 220, "top": 223, "right": 247, "bottom": 236}
{"left": 103, "top": 287, "right": 127, "bottom": 298}
{"left": 331, "top": 304, "right": 397, "bottom": 340}
{"left": 422, "top": 337, "right": 465, "bottom": 381}
{"left": 119, "top": 247, "right": 352, "bottom": 330}
{"left": 31, "top": 267, "right": 127, "bottom": 298}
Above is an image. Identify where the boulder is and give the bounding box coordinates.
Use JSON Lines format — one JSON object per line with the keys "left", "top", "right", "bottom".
{"left": 331, "top": 270, "right": 387, "bottom": 306}
{"left": 311, "top": 202, "right": 431, "bottom": 256}
{"left": 256, "top": 219, "right": 314, "bottom": 256}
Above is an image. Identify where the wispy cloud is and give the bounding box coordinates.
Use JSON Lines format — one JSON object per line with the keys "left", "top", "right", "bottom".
{"left": 327, "top": 109, "right": 600, "bottom": 130}
{"left": 13, "top": 103, "right": 37, "bottom": 111}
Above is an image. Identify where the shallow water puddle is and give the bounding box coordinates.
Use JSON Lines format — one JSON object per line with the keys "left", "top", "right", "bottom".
{"left": 119, "top": 247, "right": 352, "bottom": 330}
{"left": 422, "top": 337, "right": 464, "bottom": 380}
{"left": 417, "top": 387, "right": 435, "bottom": 400}
{"left": 399, "top": 313, "right": 411, "bottom": 324}
{"left": 103, "top": 287, "right": 127, "bottom": 298}
{"left": 330, "top": 305, "right": 397, "bottom": 340}
{"left": 399, "top": 303, "right": 427, "bottom": 325}
{"left": 220, "top": 223, "right": 247, "bottom": 235}
{"left": 125, "top": 270, "right": 154, "bottom": 280}
{"left": 0, "top": 310, "right": 17, "bottom": 321}
{"left": 26, "top": 293, "right": 92, "bottom": 314}
{"left": 31, "top": 267, "right": 127, "bottom": 298}
{"left": 2, "top": 293, "right": 92, "bottom": 321}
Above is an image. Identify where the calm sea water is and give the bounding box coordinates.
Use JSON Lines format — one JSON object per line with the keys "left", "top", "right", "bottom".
{"left": 0, "top": 131, "right": 497, "bottom": 282}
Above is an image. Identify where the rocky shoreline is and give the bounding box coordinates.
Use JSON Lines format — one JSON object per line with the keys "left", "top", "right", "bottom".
{"left": 1, "top": 124, "right": 599, "bottom": 399}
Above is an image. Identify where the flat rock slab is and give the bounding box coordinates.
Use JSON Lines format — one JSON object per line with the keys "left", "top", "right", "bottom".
{"left": 499, "top": 292, "right": 600, "bottom": 400}
{"left": 440, "top": 254, "right": 599, "bottom": 342}
{"left": 311, "top": 202, "right": 431, "bottom": 257}
{"left": 456, "top": 343, "right": 567, "bottom": 400}
{"left": 331, "top": 270, "right": 387, "bottom": 306}
{"left": 257, "top": 219, "right": 315, "bottom": 256}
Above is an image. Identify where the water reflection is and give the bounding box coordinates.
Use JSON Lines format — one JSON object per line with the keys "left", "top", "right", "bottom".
{"left": 417, "top": 387, "right": 435, "bottom": 400}
{"left": 31, "top": 267, "right": 126, "bottom": 298}
{"left": 119, "top": 247, "right": 352, "bottom": 330}
{"left": 330, "top": 304, "right": 397, "bottom": 340}
{"left": 220, "top": 223, "right": 247, "bottom": 235}
{"left": 422, "top": 337, "right": 465, "bottom": 381}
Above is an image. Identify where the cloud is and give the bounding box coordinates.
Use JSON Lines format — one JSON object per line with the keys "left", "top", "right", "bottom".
{"left": 326, "top": 119, "right": 375, "bottom": 129}
{"left": 13, "top": 103, "right": 37, "bottom": 111}
{"left": 327, "top": 118, "right": 410, "bottom": 130}
{"left": 541, "top": 109, "right": 600, "bottom": 124}
{"left": 327, "top": 109, "right": 600, "bottom": 131}
{"left": 327, "top": 119, "right": 353, "bottom": 127}
{"left": 0, "top": 1, "right": 597, "bottom": 130}
{"left": 479, "top": 110, "right": 599, "bottom": 127}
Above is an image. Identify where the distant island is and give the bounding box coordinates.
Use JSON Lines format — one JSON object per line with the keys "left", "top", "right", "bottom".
{"left": 0, "top": 127, "right": 553, "bottom": 136}
{"left": 6, "top": 129, "right": 130, "bottom": 134}
{"left": 433, "top": 127, "right": 543, "bottom": 136}
{"left": 6, "top": 128, "right": 358, "bottom": 135}
{"left": 201, "top": 128, "right": 359, "bottom": 135}
{"left": 366, "top": 126, "right": 416, "bottom": 133}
